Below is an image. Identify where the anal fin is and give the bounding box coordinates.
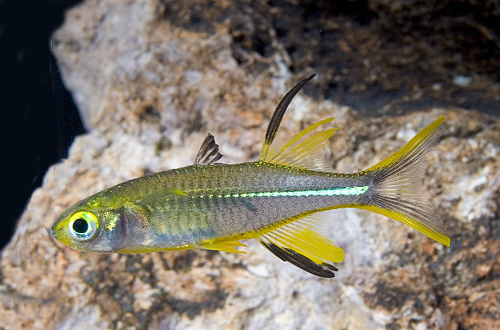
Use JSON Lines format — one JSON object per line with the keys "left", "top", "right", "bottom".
{"left": 261, "top": 242, "right": 339, "bottom": 277}
{"left": 257, "top": 215, "right": 343, "bottom": 278}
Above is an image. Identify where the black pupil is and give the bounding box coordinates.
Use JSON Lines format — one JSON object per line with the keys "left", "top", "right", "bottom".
{"left": 73, "top": 218, "right": 89, "bottom": 234}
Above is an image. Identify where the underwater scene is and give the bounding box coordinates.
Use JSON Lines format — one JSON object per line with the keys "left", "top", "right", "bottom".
{"left": 1, "top": 0, "right": 500, "bottom": 329}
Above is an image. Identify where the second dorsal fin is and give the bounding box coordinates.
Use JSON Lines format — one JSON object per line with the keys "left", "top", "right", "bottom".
{"left": 195, "top": 133, "right": 223, "bottom": 165}
{"left": 258, "top": 74, "right": 340, "bottom": 171}
{"left": 262, "top": 117, "right": 341, "bottom": 171}
{"left": 260, "top": 74, "right": 316, "bottom": 161}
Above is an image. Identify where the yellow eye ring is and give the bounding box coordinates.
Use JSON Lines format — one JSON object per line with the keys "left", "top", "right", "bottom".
{"left": 68, "top": 211, "right": 99, "bottom": 241}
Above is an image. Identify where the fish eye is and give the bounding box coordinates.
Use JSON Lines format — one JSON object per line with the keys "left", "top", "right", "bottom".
{"left": 68, "top": 211, "right": 99, "bottom": 241}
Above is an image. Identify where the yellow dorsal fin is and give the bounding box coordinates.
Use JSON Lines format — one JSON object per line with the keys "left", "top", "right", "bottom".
{"left": 263, "top": 118, "right": 341, "bottom": 170}
{"left": 258, "top": 75, "right": 340, "bottom": 170}
{"left": 257, "top": 214, "right": 343, "bottom": 278}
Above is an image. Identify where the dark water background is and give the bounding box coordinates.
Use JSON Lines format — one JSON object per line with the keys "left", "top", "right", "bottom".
{"left": 0, "top": 0, "right": 85, "bottom": 250}
{"left": 1, "top": 0, "right": 500, "bottom": 250}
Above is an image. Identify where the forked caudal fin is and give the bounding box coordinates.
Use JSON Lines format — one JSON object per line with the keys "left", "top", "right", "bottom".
{"left": 359, "top": 116, "right": 450, "bottom": 246}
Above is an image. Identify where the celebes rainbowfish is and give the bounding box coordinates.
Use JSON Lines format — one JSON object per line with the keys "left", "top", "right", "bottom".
{"left": 51, "top": 75, "right": 449, "bottom": 277}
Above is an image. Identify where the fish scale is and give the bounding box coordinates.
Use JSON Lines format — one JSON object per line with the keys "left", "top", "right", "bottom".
{"left": 126, "top": 162, "right": 373, "bottom": 243}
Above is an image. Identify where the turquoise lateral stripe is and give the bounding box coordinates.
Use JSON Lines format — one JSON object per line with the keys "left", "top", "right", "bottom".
{"left": 195, "top": 186, "right": 370, "bottom": 199}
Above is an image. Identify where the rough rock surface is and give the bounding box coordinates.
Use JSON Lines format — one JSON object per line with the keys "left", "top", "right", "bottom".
{"left": 1, "top": 0, "right": 500, "bottom": 329}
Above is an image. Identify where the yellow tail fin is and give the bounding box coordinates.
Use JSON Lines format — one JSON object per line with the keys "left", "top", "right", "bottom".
{"left": 359, "top": 116, "right": 450, "bottom": 246}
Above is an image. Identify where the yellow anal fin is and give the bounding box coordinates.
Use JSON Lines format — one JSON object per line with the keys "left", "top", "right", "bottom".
{"left": 197, "top": 238, "right": 247, "bottom": 254}
{"left": 257, "top": 215, "right": 343, "bottom": 278}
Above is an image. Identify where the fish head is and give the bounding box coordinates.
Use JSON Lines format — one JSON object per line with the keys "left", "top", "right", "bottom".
{"left": 50, "top": 193, "right": 130, "bottom": 253}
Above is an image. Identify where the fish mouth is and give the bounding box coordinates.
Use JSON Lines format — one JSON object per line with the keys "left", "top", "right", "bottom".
{"left": 49, "top": 221, "right": 56, "bottom": 237}
{"left": 49, "top": 219, "right": 61, "bottom": 240}
{"left": 47, "top": 226, "right": 62, "bottom": 247}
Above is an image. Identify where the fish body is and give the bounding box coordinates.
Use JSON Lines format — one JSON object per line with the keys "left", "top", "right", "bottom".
{"left": 55, "top": 162, "right": 371, "bottom": 252}
{"left": 51, "top": 75, "right": 449, "bottom": 277}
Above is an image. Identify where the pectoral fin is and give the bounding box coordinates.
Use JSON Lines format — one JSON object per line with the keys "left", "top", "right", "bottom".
{"left": 137, "top": 188, "right": 189, "bottom": 207}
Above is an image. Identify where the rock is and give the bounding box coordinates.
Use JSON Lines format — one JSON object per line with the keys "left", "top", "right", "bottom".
{"left": 1, "top": 0, "right": 500, "bottom": 329}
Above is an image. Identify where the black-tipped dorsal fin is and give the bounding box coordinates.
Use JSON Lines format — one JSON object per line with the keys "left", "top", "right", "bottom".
{"left": 257, "top": 214, "right": 343, "bottom": 278}
{"left": 195, "top": 133, "right": 223, "bottom": 165}
{"left": 260, "top": 74, "right": 316, "bottom": 161}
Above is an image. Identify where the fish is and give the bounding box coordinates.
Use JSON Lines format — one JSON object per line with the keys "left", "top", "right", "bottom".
{"left": 50, "top": 74, "right": 449, "bottom": 278}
